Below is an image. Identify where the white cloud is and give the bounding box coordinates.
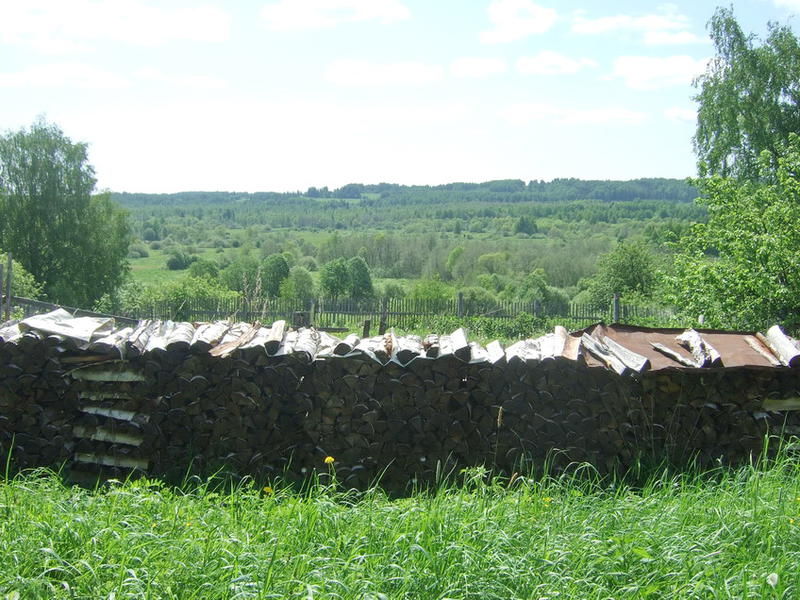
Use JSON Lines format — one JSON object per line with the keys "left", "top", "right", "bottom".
{"left": 612, "top": 55, "right": 708, "bottom": 90}
{"left": 133, "top": 67, "right": 226, "bottom": 90}
{"left": 261, "top": 0, "right": 409, "bottom": 30}
{"left": 502, "top": 103, "right": 646, "bottom": 125}
{"left": 0, "top": 63, "right": 130, "bottom": 88}
{"left": 325, "top": 60, "right": 444, "bottom": 86}
{"left": 572, "top": 5, "right": 704, "bottom": 46}
{"left": 480, "top": 0, "right": 557, "bottom": 44}
{"left": 0, "top": 0, "right": 230, "bottom": 53}
{"left": 664, "top": 106, "right": 696, "bottom": 123}
{"left": 450, "top": 57, "right": 507, "bottom": 78}
{"left": 516, "top": 51, "right": 596, "bottom": 75}
{"left": 774, "top": 0, "right": 800, "bottom": 11}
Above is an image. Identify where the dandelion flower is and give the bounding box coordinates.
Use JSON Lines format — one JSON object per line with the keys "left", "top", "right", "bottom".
{"left": 767, "top": 573, "right": 778, "bottom": 588}
{"left": 263, "top": 486, "right": 274, "bottom": 495}
{"left": 324, "top": 456, "right": 335, "bottom": 465}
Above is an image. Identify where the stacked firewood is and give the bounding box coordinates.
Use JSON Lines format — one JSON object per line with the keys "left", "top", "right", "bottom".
{"left": 0, "top": 322, "right": 75, "bottom": 469}
{"left": 3, "top": 309, "right": 800, "bottom": 488}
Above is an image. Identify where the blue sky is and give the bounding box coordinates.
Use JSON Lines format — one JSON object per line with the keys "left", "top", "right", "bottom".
{"left": 2, "top": 0, "right": 796, "bottom": 192}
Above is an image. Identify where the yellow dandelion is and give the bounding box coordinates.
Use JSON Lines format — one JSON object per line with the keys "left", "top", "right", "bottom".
{"left": 263, "top": 486, "right": 274, "bottom": 495}
{"left": 324, "top": 456, "right": 335, "bottom": 465}
{"left": 791, "top": 518, "right": 796, "bottom": 525}
{"left": 543, "top": 497, "right": 552, "bottom": 504}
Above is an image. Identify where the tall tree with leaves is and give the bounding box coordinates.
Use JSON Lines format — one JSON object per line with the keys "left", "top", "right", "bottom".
{"left": 670, "top": 137, "right": 800, "bottom": 331}
{"left": 346, "top": 256, "right": 374, "bottom": 299}
{"left": 0, "top": 118, "right": 130, "bottom": 306}
{"left": 694, "top": 7, "right": 800, "bottom": 179}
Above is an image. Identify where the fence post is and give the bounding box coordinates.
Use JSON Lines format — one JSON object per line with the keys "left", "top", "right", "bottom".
{"left": 4, "top": 253, "right": 12, "bottom": 322}
{"left": 362, "top": 318, "right": 371, "bottom": 337}
{"left": 457, "top": 292, "right": 464, "bottom": 318}
{"left": 613, "top": 293, "right": 620, "bottom": 323}
{"left": 534, "top": 299, "right": 541, "bottom": 318}
{"left": 379, "top": 298, "right": 388, "bottom": 335}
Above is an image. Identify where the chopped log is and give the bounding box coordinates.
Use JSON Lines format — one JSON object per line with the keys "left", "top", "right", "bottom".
{"left": 422, "top": 334, "right": 439, "bottom": 358}
{"left": 486, "top": 340, "right": 505, "bottom": 365}
{"left": 650, "top": 342, "right": 699, "bottom": 368}
{"left": 505, "top": 339, "right": 541, "bottom": 365}
{"left": 581, "top": 333, "right": 629, "bottom": 376}
{"left": 88, "top": 327, "right": 133, "bottom": 357}
{"left": 744, "top": 336, "right": 781, "bottom": 366}
{"left": 334, "top": 333, "right": 361, "bottom": 356}
{"left": 676, "top": 329, "right": 722, "bottom": 367}
{"left": 603, "top": 336, "right": 650, "bottom": 373}
{"left": 126, "top": 320, "right": 154, "bottom": 357}
{"left": 70, "top": 362, "right": 147, "bottom": 382}
{"left": 450, "top": 328, "right": 471, "bottom": 362}
{"left": 293, "top": 328, "right": 320, "bottom": 360}
{"left": 394, "top": 335, "right": 424, "bottom": 365}
{"left": 210, "top": 322, "right": 261, "bottom": 358}
{"left": 265, "top": 320, "right": 287, "bottom": 355}
{"left": 757, "top": 325, "right": 800, "bottom": 367}
{"left": 190, "top": 321, "right": 230, "bottom": 353}
{"left": 165, "top": 322, "right": 195, "bottom": 353}
{"left": 538, "top": 326, "right": 568, "bottom": 359}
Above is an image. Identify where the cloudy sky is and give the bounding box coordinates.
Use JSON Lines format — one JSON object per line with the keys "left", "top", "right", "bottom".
{"left": 2, "top": 0, "right": 797, "bottom": 193}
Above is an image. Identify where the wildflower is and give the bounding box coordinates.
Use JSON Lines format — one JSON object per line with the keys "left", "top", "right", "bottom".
{"left": 767, "top": 573, "right": 778, "bottom": 588}
{"left": 543, "top": 496, "right": 552, "bottom": 503}
{"left": 324, "top": 456, "right": 335, "bottom": 465}
{"left": 791, "top": 518, "right": 795, "bottom": 525}
{"left": 263, "top": 486, "right": 274, "bottom": 495}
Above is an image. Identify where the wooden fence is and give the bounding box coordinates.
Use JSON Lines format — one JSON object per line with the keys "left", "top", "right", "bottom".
{"left": 5, "top": 294, "right": 676, "bottom": 333}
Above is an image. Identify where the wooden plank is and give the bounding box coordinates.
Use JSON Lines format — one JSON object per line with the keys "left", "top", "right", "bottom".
{"left": 763, "top": 397, "right": 800, "bottom": 411}
{"left": 74, "top": 452, "right": 148, "bottom": 470}
{"left": 73, "top": 425, "right": 143, "bottom": 447}
{"left": 79, "top": 405, "right": 146, "bottom": 422}
{"left": 581, "top": 333, "right": 629, "bottom": 376}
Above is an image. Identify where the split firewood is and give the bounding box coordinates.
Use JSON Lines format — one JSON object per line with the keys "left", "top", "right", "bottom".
{"left": 676, "top": 329, "right": 722, "bottom": 368}
{"left": 756, "top": 325, "right": 800, "bottom": 367}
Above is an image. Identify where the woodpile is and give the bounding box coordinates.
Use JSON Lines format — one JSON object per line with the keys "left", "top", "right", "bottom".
{"left": 1, "top": 310, "right": 800, "bottom": 488}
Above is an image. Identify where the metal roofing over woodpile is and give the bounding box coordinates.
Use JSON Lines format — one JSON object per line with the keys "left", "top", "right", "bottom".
{"left": 1, "top": 308, "right": 798, "bottom": 374}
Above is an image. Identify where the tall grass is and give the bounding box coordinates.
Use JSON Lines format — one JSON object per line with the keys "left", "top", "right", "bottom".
{"left": 2, "top": 448, "right": 800, "bottom": 599}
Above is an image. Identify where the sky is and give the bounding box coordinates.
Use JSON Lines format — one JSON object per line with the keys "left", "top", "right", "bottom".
{"left": 2, "top": 0, "right": 798, "bottom": 193}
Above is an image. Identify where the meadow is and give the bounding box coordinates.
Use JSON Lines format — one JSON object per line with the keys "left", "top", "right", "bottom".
{"left": 1, "top": 449, "right": 798, "bottom": 599}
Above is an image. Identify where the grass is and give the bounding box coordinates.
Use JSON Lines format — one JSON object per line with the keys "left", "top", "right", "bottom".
{"left": 2, "top": 450, "right": 800, "bottom": 599}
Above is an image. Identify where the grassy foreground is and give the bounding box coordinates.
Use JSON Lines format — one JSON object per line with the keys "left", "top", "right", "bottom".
{"left": 1, "top": 455, "right": 799, "bottom": 599}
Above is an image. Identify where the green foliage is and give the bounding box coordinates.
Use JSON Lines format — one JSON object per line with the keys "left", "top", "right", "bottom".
{"left": 584, "top": 240, "right": 659, "bottom": 306}
{"left": 279, "top": 265, "right": 315, "bottom": 300}
{"left": 128, "top": 242, "right": 150, "bottom": 259}
{"left": 130, "top": 277, "right": 237, "bottom": 321}
{"left": 0, "top": 119, "right": 130, "bottom": 306}
{"left": 477, "top": 252, "right": 509, "bottom": 275}
{"left": 0, "top": 253, "right": 43, "bottom": 299}
{"left": 261, "top": 253, "right": 290, "bottom": 297}
{"left": 220, "top": 254, "right": 260, "bottom": 294}
{"left": 187, "top": 258, "right": 219, "bottom": 280}
{"left": 377, "top": 280, "right": 406, "bottom": 300}
{"left": 346, "top": 256, "right": 374, "bottom": 299}
{"left": 458, "top": 286, "right": 499, "bottom": 315}
{"left": 670, "top": 137, "right": 800, "bottom": 331}
{"left": 514, "top": 215, "right": 538, "bottom": 235}
{"left": 166, "top": 249, "right": 197, "bottom": 271}
{"left": 694, "top": 7, "right": 800, "bottom": 179}
{"left": 320, "top": 258, "right": 350, "bottom": 299}
{"left": 408, "top": 277, "right": 453, "bottom": 308}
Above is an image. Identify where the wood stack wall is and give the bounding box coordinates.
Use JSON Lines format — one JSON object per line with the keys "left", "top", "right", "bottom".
{"left": 1, "top": 321, "right": 800, "bottom": 490}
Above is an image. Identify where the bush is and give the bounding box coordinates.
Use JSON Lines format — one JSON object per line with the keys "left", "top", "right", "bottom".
{"left": 128, "top": 242, "right": 150, "bottom": 259}
{"left": 166, "top": 250, "right": 197, "bottom": 271}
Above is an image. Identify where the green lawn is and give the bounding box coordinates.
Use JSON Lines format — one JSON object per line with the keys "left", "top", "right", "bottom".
{"left": 1, "top": 453, "right": 799, "bottom": 599}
